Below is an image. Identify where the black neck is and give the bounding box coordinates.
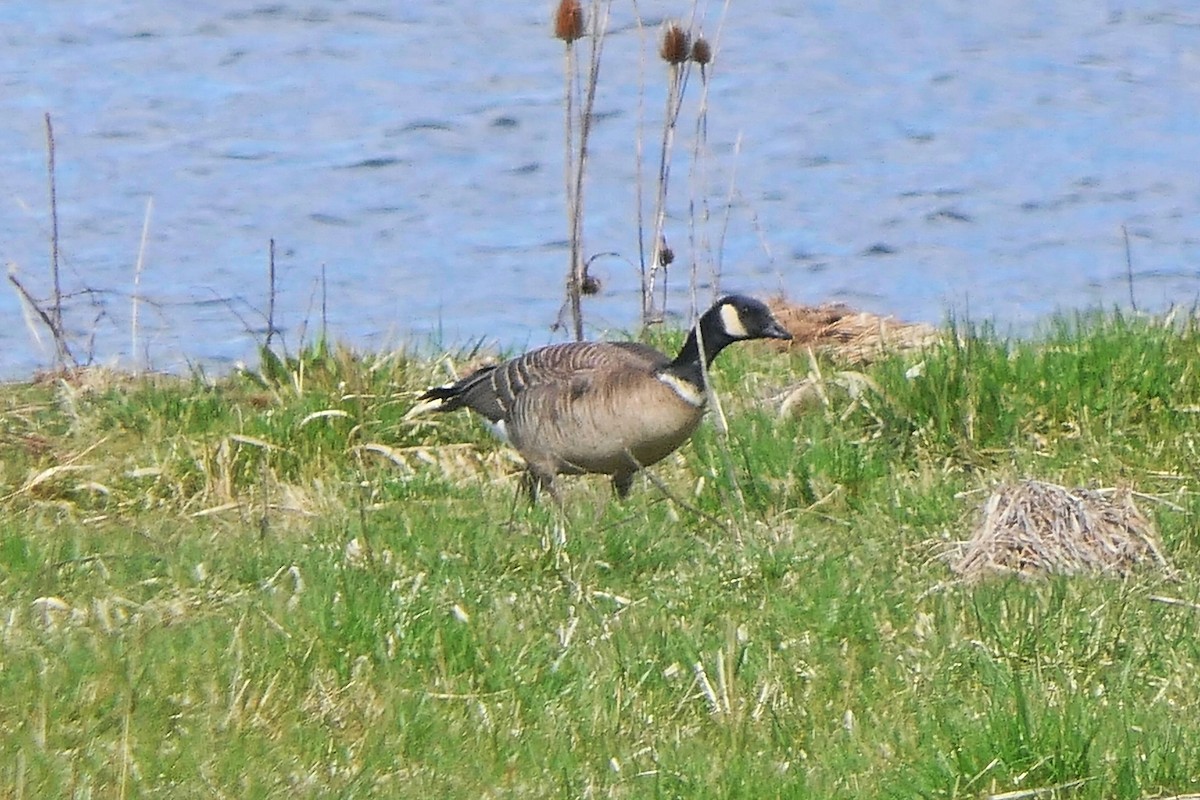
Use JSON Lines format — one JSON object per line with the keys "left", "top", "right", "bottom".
{"left": 664, "top": 310, "right": 732, "bottom": 386}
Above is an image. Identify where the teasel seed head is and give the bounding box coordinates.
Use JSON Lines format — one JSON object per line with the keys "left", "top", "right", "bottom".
{"left": 659, "top": 23, "right": 690, "bottom": 65}
{"left": 691, "top": 36, "right": 712, "bottom": 66}
{"left": 554, "top": 0, "right": 585, "bottom": 43}
{"left": 658, "top": 238, "right": 675, "bottom": 267}
{"left": 581, "top": 272, "right": 602, "bottom": 295}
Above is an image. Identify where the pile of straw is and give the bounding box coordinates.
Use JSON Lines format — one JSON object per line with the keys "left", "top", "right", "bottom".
{"left": 764, "top": 297, "right": 941, "bottom": 364}
{"left": 950, "top": 480, "right": 1171, "bottom": 580}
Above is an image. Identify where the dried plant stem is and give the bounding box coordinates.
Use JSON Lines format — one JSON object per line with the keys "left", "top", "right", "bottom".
{"left": 258, "top": 452, "right": 271, "bottom": 540}
{"left": 563, "top": 38, "right": 585, "bottom": 341}
{"left": 320, "top": 262, "right": 328, "bottom": 336}
{"left": 715, "top": 132, "right": 743, "bottom": 285}
{"left": 687, "top": 6, "right": 728, "bottom": 299}
{"left": 118, "top": 686, "right": 133, "bottom": 800}
{"left": 687, "top": 49, "right": 712, "bottom": 305}
{"left": 266, "top": 238, "right": 277, "bottom": 350}
{"left": 561, "top": 1, "right": 612, "bottom": 342}
{"left": 632, "top": 5, "right": 649, "bottom": 316}
{"left": 646, "top": 54, "right": 691, "bottom": 326}
{"left": 131, "top": 196, "right": 154, "bottom": 373}
{"left": 1123, "top": 223, "right": 1136, "bottom": 312}
{"left": 44, "top": 114, "right": 64, "bottom": 352}
{"left": 8, "top": 271, "right": 72, "bottom": 365}
{"left": 34, "top": 113, "right": 76, "bottom": 369}
{"left": 693, "top": 660, "right": 722, "bottom": 716}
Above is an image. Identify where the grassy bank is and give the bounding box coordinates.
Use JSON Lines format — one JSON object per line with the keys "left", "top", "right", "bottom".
{"left": 2, "top": 311, "right": 1199, "bottom": 798}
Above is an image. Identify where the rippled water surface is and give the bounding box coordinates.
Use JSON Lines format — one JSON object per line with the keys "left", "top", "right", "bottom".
{"left": 2, "top": 2, "right": 1198, "bottom": 377}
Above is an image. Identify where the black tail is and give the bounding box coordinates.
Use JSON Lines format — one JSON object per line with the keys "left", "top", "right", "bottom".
{"left": 413, "top": 363, "right": 499, "bottom": 415}
{"left": 417, "top": 384, "right": 459, "bottom": 403}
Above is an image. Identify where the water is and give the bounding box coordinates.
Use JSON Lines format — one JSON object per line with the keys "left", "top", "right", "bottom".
{"left": 2, "top": 2, "right": 1198, "bottom": 378}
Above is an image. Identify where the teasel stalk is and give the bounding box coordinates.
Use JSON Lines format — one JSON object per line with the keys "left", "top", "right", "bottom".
{"left": 644, "top": 21, "right": 693, "bottom": 325}
{"left": 686, "top": 32, "right": 715, "bottom": 304}
{"left": 555, "top": 0, "right": 611, "bottom": 341}
{"left": 688, "top": 0, "right": 735, "bottom": 306}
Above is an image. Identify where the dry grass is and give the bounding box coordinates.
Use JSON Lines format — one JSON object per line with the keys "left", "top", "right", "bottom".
{"left": 950, "top": 480, "right": 1174, "bottom": 581}
{"left": 6, "top": 314, "right": 1200, "bottom": 797}
{"left": 765, "top": 296, "right": 942, "bottom": 364}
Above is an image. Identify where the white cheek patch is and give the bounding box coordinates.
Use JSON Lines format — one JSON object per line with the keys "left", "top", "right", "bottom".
{"left": 658, "top": 373, "right": 707, "bottom": 408}
{"left": 719, "top": 303, "right": 750, "bottom": 338}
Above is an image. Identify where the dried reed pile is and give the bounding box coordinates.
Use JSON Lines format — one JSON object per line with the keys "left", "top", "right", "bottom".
{"left": 764, "top": 297, "right": 941, "bottom": 364}
{"left": 951, "top": 480, "right": 1172, "bottom": 580}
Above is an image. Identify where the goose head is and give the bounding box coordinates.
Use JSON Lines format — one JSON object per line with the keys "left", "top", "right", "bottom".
{"left": 710, "top": 295, "right": 792, "bottom": 344}
{"left": 669, "top": 295, "right": 792, "bottom": 374}
{"left": 694, "top": 294, "right": 792, "bottom": 363}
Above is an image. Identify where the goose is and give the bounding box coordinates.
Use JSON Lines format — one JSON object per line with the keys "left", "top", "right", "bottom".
{"left": 409, "top": 295, "right": 792, "bottom": 499}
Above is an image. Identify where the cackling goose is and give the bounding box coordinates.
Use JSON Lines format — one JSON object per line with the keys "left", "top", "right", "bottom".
{"left": 410, "top": 295, "right": 792, "bottom": 499}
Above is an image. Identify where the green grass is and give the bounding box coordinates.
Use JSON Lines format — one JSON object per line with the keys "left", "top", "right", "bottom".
{"left": 3, "top": 313, "right": 1200, "bottom": 798}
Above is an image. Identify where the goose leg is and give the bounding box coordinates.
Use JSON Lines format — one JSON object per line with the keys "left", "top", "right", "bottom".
{"left": 612, "top": 472, "right": 634, "bottom": 500}
{"left": 522, "top": 465, "right": 560, "bottom": 505}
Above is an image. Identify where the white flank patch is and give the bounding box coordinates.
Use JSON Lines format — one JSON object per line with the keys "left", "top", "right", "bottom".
{"left": 719, "top": 303, "right": 749, "bottom": 338}
{"left": 658, "top": 373, "right": 706, "bottom": 407}
{"left": 487, "top": 418, "right": 511, "bottom": 444}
